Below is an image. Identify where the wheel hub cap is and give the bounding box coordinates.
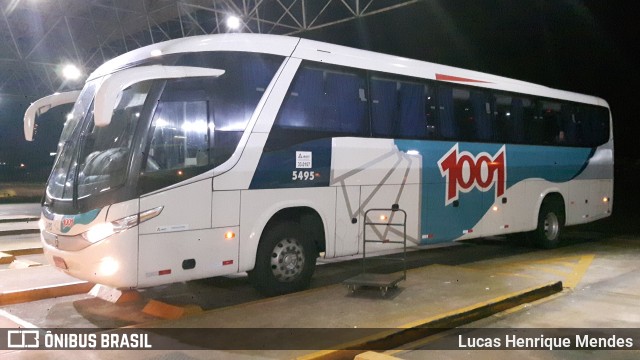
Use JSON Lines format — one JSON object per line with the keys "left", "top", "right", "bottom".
{"left": 544, "top": 213, "right": 559, "bottom": 241}
{"left": 270, "top": 238, "right": 305, "bottom": 282}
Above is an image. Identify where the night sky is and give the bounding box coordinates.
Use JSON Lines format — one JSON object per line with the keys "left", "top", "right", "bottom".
{"left": 1, "top": 0, "right": 638, "bottom": 182}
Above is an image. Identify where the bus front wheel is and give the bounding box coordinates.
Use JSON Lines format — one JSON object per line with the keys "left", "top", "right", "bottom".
{"left": 248, "top": 222, "right": 317, "bottom": 296}
{"left": 535, "top": 201, "right": 565, "bottom": 249}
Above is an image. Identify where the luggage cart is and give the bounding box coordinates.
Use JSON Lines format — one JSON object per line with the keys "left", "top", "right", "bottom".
{"left": 343, "top": 205, "right": 407, "bottom": 296}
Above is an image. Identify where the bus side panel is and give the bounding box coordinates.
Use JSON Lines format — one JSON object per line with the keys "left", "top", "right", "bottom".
{"left": 330, "top": 138, "right": 420, "bottom": 187}
{"left": 138, "top": 179, "right": 218, "bottom": 286}
{"left": 590, "top": 179, "right": 613, "bottom": 220}
{"left": 394, "top": 141, "right": 595, "bottom": 243}
{"left": 330, "top": 138, "right": 422, "bottom": 252}
{"left": 212, "top": 190, "right": 240, "bottom": 228}
{"left": 213, "top": 135, "right": 269, "bottom": 192}
{"left": 567, "top": 180, "right": 592, "bottom": 225}
{"left": 568, "top": 144, "right": 614, "bottom": 224}
{"left": 478, "top": 179, "right": 528, "bottom": 236}
{"left": 334, "top": 185, "right": 360, "bottom": 257}
{"left": 360, "top": 184, "right": 421, "bottom": 250}
{"left": 139, "top": 179, "right": 213, "bottom": 234}
{"left": 568, "top": 179, "right": 613, "bottom": 224}
{"left": 138, "top": 227, "right": 239, "bottom": 287}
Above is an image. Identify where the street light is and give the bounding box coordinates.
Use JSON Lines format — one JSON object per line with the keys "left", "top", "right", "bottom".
{"left": 226, "top": 15, "right": 241, "bottom": 30}
{"left": 62, "top": 64, "right": 82, "bottom": 81}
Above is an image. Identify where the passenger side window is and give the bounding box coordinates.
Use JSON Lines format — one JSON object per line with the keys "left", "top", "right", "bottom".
{"left": 146, "top": 100, "right": 209, "bottom": 172}
{"left": 493, "top": 94, "right": 529, "bottom": 144}
{"left": 514, "top": 96, "right": 536, "bottom": 144}
{"left": 370, "top": 75, "right": 436, "bottom": 139}
{"left": 268, "top": 62, "right": 369, "bottom": 150}
{"left": 565, "top": 104, "right": 610, "bottom": 148}
{"left": 584, "top": 106, "right": 610, "bottom": 147}
{"left": 438, "top": 85, "right": 493, "bottom": 142}
{"left": 323, "top": 71, "right": 368, "bottom": 134}
{"left": 532, "top": 100, "right": 564, "bottom": 145}
{"left": 370, "top": 77, "right": 397, "bottom": 137}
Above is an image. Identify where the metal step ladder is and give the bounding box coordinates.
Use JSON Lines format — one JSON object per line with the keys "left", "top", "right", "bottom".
{"left": 343, "top": 204, "right": 407, "bottom": 296}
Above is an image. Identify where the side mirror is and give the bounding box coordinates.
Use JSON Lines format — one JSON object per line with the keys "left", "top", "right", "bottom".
{"left": 23, "top": 90, "right": 81, "bottom": 141}
{"left": 94, "top": 65, "right": 225, "bottom": 127}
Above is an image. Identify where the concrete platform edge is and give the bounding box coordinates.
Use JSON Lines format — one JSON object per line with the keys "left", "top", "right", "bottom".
{"left": 301, "top": 280, "right": 563, "bottom": 360}
{"left": 0, "top": 229, "right": 40, "bottom": 236}
{"left": 0, "top": 217, "right": 40, "bottom": 224}
{"left": 3, "top": 247, "right": 43, "bottom": 256}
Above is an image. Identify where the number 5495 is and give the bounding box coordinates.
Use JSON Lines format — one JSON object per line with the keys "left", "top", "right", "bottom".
{"left": 292, "top": 171, "right": 315, "bottom": 181}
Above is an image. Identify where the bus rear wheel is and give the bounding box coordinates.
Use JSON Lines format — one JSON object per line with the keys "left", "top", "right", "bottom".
{"left": 248, "top": 222, "right": 317, "bottom": 296}
{"left": 535, "top": 201, "right": 565, "bottom": 249}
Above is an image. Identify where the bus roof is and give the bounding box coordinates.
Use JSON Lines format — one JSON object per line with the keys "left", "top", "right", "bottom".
{"left": 89, "top": 33, "right": 608, "bottom": 108}
{"left": 89, "top": 34, "right": 300, "bottom": 80}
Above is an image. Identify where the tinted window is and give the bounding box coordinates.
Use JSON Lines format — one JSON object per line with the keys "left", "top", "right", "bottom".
{"left": 269, "top": 61, "right": 610, "bottom": 149}
{"left": 370, "top": 75, "right": 436, "bottom": 139}
{"left": 494, "top": 93, "right": 527, "bottom": 144}
{"left": 586, "top": 106, "right": 610, "bottom": 146}
{"left": 438, "top": 85, "right": 494, "bottom": 142}
{"left": 146, "top": 98, "right": 209, "bottom": 172}
{"left": 267, "top": 63, "right": 369, "bottom": 150}
{"left": 529, "top": 100, "right": 564, "bottom": 145}
{"left": 566, "top": 104, "right": 610, "bottom": 147}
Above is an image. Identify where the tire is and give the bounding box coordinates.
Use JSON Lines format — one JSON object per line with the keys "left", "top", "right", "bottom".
{"left": 248, "top": 222, "right": 318, "bottom": 296}
{"left": 535, "top": 201, "right": 565, "bottom": 249}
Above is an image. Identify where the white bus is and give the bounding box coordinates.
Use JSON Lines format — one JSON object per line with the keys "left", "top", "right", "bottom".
{"left": 24, "top": 34, "right": 613, "bottom": 295}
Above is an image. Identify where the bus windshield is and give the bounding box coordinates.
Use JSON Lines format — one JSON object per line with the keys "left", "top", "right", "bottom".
{"left": 47, "top": 78, "right": 103, "bottom": 200}
{"left": 77, "top": 81, "right": 153, "bottom": 198}
{"left": 47, "top": 79, "right": 153, "bottom": 201}
{"left": 59, "top": 79, "right": 101, "bottom": 147}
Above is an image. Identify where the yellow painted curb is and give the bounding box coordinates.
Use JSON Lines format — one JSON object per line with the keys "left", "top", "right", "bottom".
{"left": 0, "top": 252, "right": 16, "bottom": 265}
{"left": 4, "top": 248, "right": 44, "bottom": 256}
{"left": 0, "top": 281, "right": 95, "bottom": 306}
{"left": 142, "top": 299, "right": 203, "bottom": 320}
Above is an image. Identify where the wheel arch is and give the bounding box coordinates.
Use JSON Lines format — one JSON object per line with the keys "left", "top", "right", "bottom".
{"left": 533, "top": 191, "right": 567, "bottom": 248}
{"left": 531, "top": 189, "right": 567, "bottom": 228}
{"left": 240, "top": 202, "right": 328, "bottom": 273}
{"left": 540, "top": 192, "right": 566, "bottom": 222}
{"left": 262, "top": 206, "right": 326, "bottom": 254}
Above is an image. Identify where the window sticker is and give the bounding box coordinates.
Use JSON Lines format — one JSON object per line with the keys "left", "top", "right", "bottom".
{"left": 296, "top": 151, "right": 312, "bottom": 169}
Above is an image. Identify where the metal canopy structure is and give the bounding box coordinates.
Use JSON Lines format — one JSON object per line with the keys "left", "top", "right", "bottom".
{"left": 0, "top": 0, "right": 419, "bottom": 100}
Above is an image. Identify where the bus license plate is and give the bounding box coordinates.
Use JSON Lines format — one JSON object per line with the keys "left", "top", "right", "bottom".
{"left": 53, "top": 256, "right": 68, "bottom": 270}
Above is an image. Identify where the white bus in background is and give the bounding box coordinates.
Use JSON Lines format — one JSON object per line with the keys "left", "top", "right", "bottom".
{"left": 24, "top": 34, "right": 613, "bottom": 295}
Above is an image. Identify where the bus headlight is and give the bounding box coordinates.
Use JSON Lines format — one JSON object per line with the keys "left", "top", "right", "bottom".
{"left": 81, "top": 206, "right": 163, "bottom": 244}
